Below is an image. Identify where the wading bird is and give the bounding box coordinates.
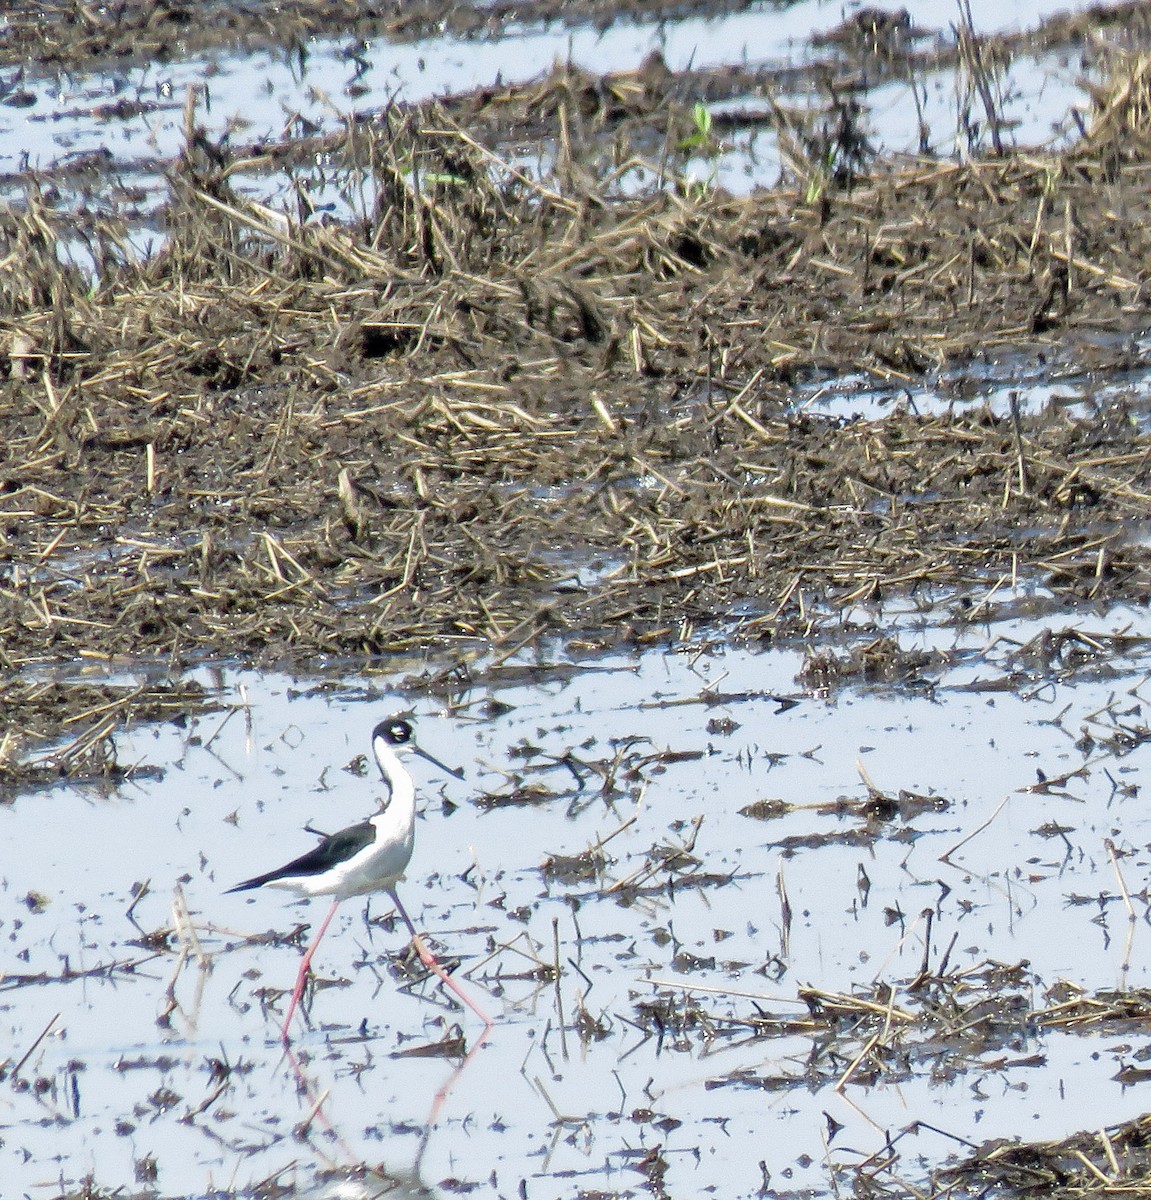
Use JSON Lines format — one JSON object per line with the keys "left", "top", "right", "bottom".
{"left": 228, "top": 716, "right": 492, "bottom": 1041}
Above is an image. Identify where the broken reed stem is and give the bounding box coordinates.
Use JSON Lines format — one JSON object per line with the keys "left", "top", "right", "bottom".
{"left": 551, "top": 917, "right": 566, "bottom": 1060}
{"left": 11, "top": 1011, "right": 61, "bottom": 1079}
{"left": 939, "top": 793, "right": 1011, "bottom": 863}
{"left": 776, "top": 859, "right": 792, "bottom": 962}
{"left": 1105, "top": 838, "right": 1135, "bottom": 923}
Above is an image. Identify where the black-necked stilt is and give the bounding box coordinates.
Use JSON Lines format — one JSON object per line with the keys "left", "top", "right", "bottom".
{"left": 228, "top": 715, "right": 493, "bottom": 1041}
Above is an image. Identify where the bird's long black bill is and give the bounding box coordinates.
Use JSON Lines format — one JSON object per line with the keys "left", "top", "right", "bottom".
{"left": 414, "top": 743, "right": 464, "bottom": 780}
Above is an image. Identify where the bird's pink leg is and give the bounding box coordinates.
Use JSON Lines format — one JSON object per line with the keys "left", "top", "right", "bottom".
{"left": 280, "top": 898, "right": 341, "bottom": 1042}
{"left": 387, "top": 887, "right": 494, "bottom": 1031}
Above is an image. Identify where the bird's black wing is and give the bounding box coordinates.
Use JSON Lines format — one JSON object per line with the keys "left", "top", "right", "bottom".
{"left": 226, "top": 820, "right": 375, "bottom": 892}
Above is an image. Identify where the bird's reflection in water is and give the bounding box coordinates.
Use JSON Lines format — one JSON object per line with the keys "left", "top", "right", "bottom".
{"left": 282, "top": 1018, "right": 492, "bottom": 1199}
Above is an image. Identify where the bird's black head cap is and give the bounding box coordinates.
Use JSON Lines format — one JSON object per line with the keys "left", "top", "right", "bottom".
{"left": 373, "top": 716, "right": 413, "bottom": 747}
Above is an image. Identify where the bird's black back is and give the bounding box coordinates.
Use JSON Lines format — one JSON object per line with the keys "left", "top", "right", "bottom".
{"left": 226, "top": 820, "right": 376, "bottom": 892}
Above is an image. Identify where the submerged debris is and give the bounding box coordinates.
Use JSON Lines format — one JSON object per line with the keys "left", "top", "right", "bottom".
{"left": 0, "top": 678, "right": 216, "bottom": 793}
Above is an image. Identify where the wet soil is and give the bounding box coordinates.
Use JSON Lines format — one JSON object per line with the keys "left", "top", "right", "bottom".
{"left": 9, "top": 79, "right": 1151, "bottom": 678}
{"left": 5, "top": 10, "right": 1151, "bottom": 719}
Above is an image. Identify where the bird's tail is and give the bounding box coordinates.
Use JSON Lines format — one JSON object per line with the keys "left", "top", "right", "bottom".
{"left": 225, "top": 871, "right": 278, "bottom": 894}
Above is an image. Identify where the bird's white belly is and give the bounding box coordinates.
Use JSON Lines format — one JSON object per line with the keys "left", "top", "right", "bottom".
{"left": 265, "top": 826, "right": 414, "bottom": 901}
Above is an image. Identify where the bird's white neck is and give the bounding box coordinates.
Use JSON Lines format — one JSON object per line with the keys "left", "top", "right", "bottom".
{"left": 372, "top": 733, "right": 417, "bottom": 824}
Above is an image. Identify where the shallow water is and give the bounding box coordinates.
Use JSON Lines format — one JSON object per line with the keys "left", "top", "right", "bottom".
{"left": 6, "top": 589, "right": 1151, "bottom": 1197}
{"left": 793, "top": 346, "right": 1151, "bottom": 422}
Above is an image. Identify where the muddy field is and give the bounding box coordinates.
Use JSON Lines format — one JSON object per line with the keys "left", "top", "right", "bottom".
{"left": 7, "top": 14, "right": 1151, "bottom": 708}
{"left": 7, "top": 3, "right": 1151, "bottom": 1198}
